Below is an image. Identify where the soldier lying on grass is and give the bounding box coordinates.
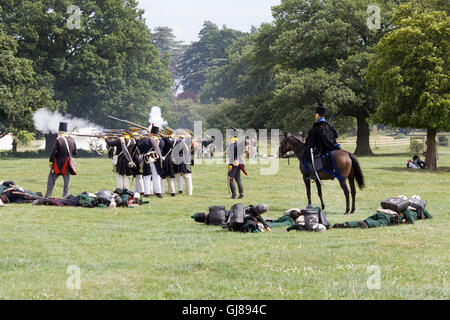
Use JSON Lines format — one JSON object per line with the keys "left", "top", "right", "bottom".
{"left": 333, "top": 195, "right": 432, "bottom": 229}
{"left": 0, "top": 180, "right": 43, "bottom": 204}
{"left": 32, "top": 188, "right": 145, "bottom": 208}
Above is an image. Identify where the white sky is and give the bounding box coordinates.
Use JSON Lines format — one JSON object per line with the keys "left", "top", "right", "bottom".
{"left": 137, "top": 0, "right": 281, "bottom": 44}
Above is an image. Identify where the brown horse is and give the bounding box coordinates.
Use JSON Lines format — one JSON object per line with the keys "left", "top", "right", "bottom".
{"left": 279, "top": 133, "right": 365, "bottom": 214}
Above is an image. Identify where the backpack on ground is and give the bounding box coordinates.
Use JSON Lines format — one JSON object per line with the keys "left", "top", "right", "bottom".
{"left": 226, "top": 204, "right": 245, "bottom": 231}
{"left": 207, "top": 206, "right": 227, "bottom": 225}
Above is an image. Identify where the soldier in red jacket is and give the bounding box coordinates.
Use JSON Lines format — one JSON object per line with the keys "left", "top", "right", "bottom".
{"left": 45, "top": 122, "right": 78, "bottom": 197}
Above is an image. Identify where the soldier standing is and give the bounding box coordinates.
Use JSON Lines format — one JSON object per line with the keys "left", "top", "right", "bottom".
{"left": 45, "top": 122, "right": 78, "bottom": 197}
{"left": 227, "top": 134, "right": 246, "bottom": 199}
{"left": 105, "top": 132, "right": 137, "bottom": 190}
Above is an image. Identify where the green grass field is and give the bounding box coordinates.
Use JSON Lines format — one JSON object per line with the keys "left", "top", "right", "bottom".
{"left": 0, "top": 145, "right": 449, "bottom": 299}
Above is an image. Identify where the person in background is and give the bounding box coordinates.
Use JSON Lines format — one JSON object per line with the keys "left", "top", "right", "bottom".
{"left": 227, "top": 134, "right": 246, "bottom": 199}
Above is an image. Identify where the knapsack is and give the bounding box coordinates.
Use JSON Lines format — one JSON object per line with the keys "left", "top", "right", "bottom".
{"left": 381, "top": 197, "right": 410, "bottom": 212}
{"left": 300, "top": 205, "right": 330, "bottom": 229}
{"left": 207, "top": 206, "right": 227, "bottom": 226}
{"left": 227, "top": 204, "right": 245, "bottom": 231}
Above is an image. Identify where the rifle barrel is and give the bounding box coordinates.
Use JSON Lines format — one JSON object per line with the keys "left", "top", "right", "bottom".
{"left": 107, "top": 115, "right": 150, "bottom": 133}
{"left": 71, "top": 134, "right": 118, "bottom": 138}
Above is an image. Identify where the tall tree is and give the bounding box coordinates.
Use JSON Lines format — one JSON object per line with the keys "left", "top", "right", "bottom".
{"left": 0, "top": 0, "right": 172, "bottom": 128}
{"left": 267, "top": 0, "right": 400, "bottom": 154}
{"left": 0, "top": 29, "right": 56, "bottom": 148}
{"left": 368, "top": 0, "right": 449, "bottom": 169}
{"left": 176, "top": 21, "right": 246, "bottom": 95}
{"left": 152, "top": 26, "right": 187, "bottom": 94}
{"left": 200, "top": 0, "right": 398, "bottom": 152}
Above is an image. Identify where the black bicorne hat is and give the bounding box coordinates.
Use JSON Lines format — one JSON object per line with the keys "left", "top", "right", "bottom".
{"left": 316, "top": 106, "right": 326, "bottom": 117}
{"left": 315, "top": 95, "right": 326, "bottom": 116}
{"left": 151, "top": 125, "right": 159, "bottom": 135}
{"left": 59, "top": 122, "right": 68, "bottom": 132}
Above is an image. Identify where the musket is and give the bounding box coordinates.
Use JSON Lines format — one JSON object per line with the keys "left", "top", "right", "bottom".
{"left": 71, "top": 133, "right": 121, "bottom": 139}
{"left": 108, "top": 115, "right": 151, "bottom": 134}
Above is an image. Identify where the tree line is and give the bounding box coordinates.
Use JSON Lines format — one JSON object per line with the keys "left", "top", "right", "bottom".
{"left": 0, "top": 0, "right": 172, "bottom": 141}
{"left": 1, "top": 0, "right": 448, "bottom": 169}
{"left": 169, "top": 0, "right": 448, "bottom": 169}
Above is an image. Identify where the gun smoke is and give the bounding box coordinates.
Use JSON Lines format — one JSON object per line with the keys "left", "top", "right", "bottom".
{"left": 148, "top": 106, "right": 167, "bottom": 128}
{"left": 33, "top": 108, "right": 101, "bottom": 134}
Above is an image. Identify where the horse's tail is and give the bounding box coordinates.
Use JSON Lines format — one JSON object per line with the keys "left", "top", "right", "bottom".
{"left": 348, "top": 152, "right": 365, "bottom": 190}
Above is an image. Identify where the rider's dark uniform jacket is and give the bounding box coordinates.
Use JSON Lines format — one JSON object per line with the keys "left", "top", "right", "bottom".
{"left": 305, "top": 119, "right": 339, "bottom": 160}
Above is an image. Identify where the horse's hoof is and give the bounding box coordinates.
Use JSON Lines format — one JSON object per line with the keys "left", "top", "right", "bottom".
{"left": 322, "top": 205, "right": 326, "bottom": 210}
{"left": 350, "top": 209, "right": 355, "bottom": 214}
{"left": 344, "top": 210, "right": 350, "bottom": 215}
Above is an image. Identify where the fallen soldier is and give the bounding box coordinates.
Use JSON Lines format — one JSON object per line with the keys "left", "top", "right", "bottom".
{"left": 32, "top": 188, "right": 145, "bottom": 208}
{"left": 192, "top": 203, "right": 271, "bottom": 233}
{"left": 280, "top": 205, "right": 329, "bottom": 232}
{"left": 332, "top": 195, "right": 432, "bottom": 229}
{"left": 0, "top": 180, "right": 43, "bottom": 204}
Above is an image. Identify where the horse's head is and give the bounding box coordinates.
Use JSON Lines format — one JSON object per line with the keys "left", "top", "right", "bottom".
{"left": 279, "top": 132, "right": 305, "bottom": 158}
{"left": 279, "top": 133, "right": 293, "bottom": 158}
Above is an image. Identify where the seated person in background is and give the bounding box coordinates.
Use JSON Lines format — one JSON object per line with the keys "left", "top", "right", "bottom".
{"left": 407, "top": 155, "right": 426, "bottom": 169}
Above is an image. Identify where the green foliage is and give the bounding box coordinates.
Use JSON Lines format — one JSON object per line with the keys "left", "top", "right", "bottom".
{"left": 0, "top": 0, "right": 172, "bottom": 128}
{"left": 152, "top": 26, "right": 188, "bottom": 93}
{"left": 410, "top": 138, "right": 424, "bottom": 153}
{"left": 15, "top": 130, "right": 36, "bottom": 145}
{"left": 368, "top": 0, "right": 450, "bottom": 132}
{"left": 198, "top": 0, "right": 401, "bottom": 154}
{"left": 0, "top": 29, "right": 56, "bottom": 137}
{"left": 176, "top": 21, "right": 247, "bottom": 94}
{"left": 166, "top": 99, "right": 215, "bottom": 131}
{"left": 394, "top": 133, "right": 407, "bottom": 139}
{"left": 438, "top": 135, "right": 449, "bottom": 146}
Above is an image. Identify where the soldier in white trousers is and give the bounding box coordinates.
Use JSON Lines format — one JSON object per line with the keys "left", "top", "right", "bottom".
{"left": 172, "top": 135, "right": 193, "bottom": 196}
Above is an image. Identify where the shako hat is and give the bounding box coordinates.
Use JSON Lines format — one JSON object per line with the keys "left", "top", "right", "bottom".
{"left": 58, "top": 122, "right": 68, "bottom": 132}
{"left": 151, "top": 124, "right": 159, "bottom": 135}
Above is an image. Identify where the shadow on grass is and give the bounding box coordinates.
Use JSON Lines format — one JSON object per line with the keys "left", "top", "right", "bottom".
{"left": 376, "top": 166, "right": 450, "bottom": 173}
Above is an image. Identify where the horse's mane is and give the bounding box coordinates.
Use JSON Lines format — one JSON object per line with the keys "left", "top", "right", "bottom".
{"left": 286, "top": 134, "right": 305, "bottom": 145}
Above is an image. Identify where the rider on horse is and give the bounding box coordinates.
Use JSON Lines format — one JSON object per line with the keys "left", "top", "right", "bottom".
{"left": 304, "top": 98, "right": 341, "bottom": 180}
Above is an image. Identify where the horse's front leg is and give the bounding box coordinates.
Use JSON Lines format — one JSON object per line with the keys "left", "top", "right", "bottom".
{"left": 339, "top": 179, "right": 350, "bottom": 215}
{"left": 315, "top": 181, "right": 325, "bottom": 210}
{"left": 303, "top": 177, "right": 312, "bottom": 206}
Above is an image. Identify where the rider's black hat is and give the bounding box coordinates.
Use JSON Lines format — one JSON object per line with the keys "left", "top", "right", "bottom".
{"left": 316, "top": 106, "right": 326, "bottom": 117}
{"left": 315, "top": 96, "right": 326, "bottom": 116}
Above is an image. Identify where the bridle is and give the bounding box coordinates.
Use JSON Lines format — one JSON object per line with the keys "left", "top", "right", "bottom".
{"left": 281, "top": 136, "right": 305, "bottom": 165}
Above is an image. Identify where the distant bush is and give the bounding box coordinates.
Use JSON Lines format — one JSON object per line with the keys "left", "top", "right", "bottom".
{"left": 394, "top": 133, "right": 407, "bottom": 139}
{"left": 438, "top": 135, "right": 449, "bottom": 146}
{"left": 410, "top": 139, "right": 424, "bottom": 153}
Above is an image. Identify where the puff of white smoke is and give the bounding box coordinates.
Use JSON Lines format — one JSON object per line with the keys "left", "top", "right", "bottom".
{"left": 33, "top": 108, "right": 100, "bottom": 134}
{"left": 148, "top": 106, "right": 168, "bottom": 128}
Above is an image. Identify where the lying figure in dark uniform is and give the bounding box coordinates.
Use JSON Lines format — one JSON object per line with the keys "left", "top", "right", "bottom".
{"left": 192, "top": 203, "right": 271, "bottom": 233}
{"left": 0, "top": 180, "right": 43, "bottom": 204}
{"left": 32, "top": 188, "right": 144, "bottom": 208}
